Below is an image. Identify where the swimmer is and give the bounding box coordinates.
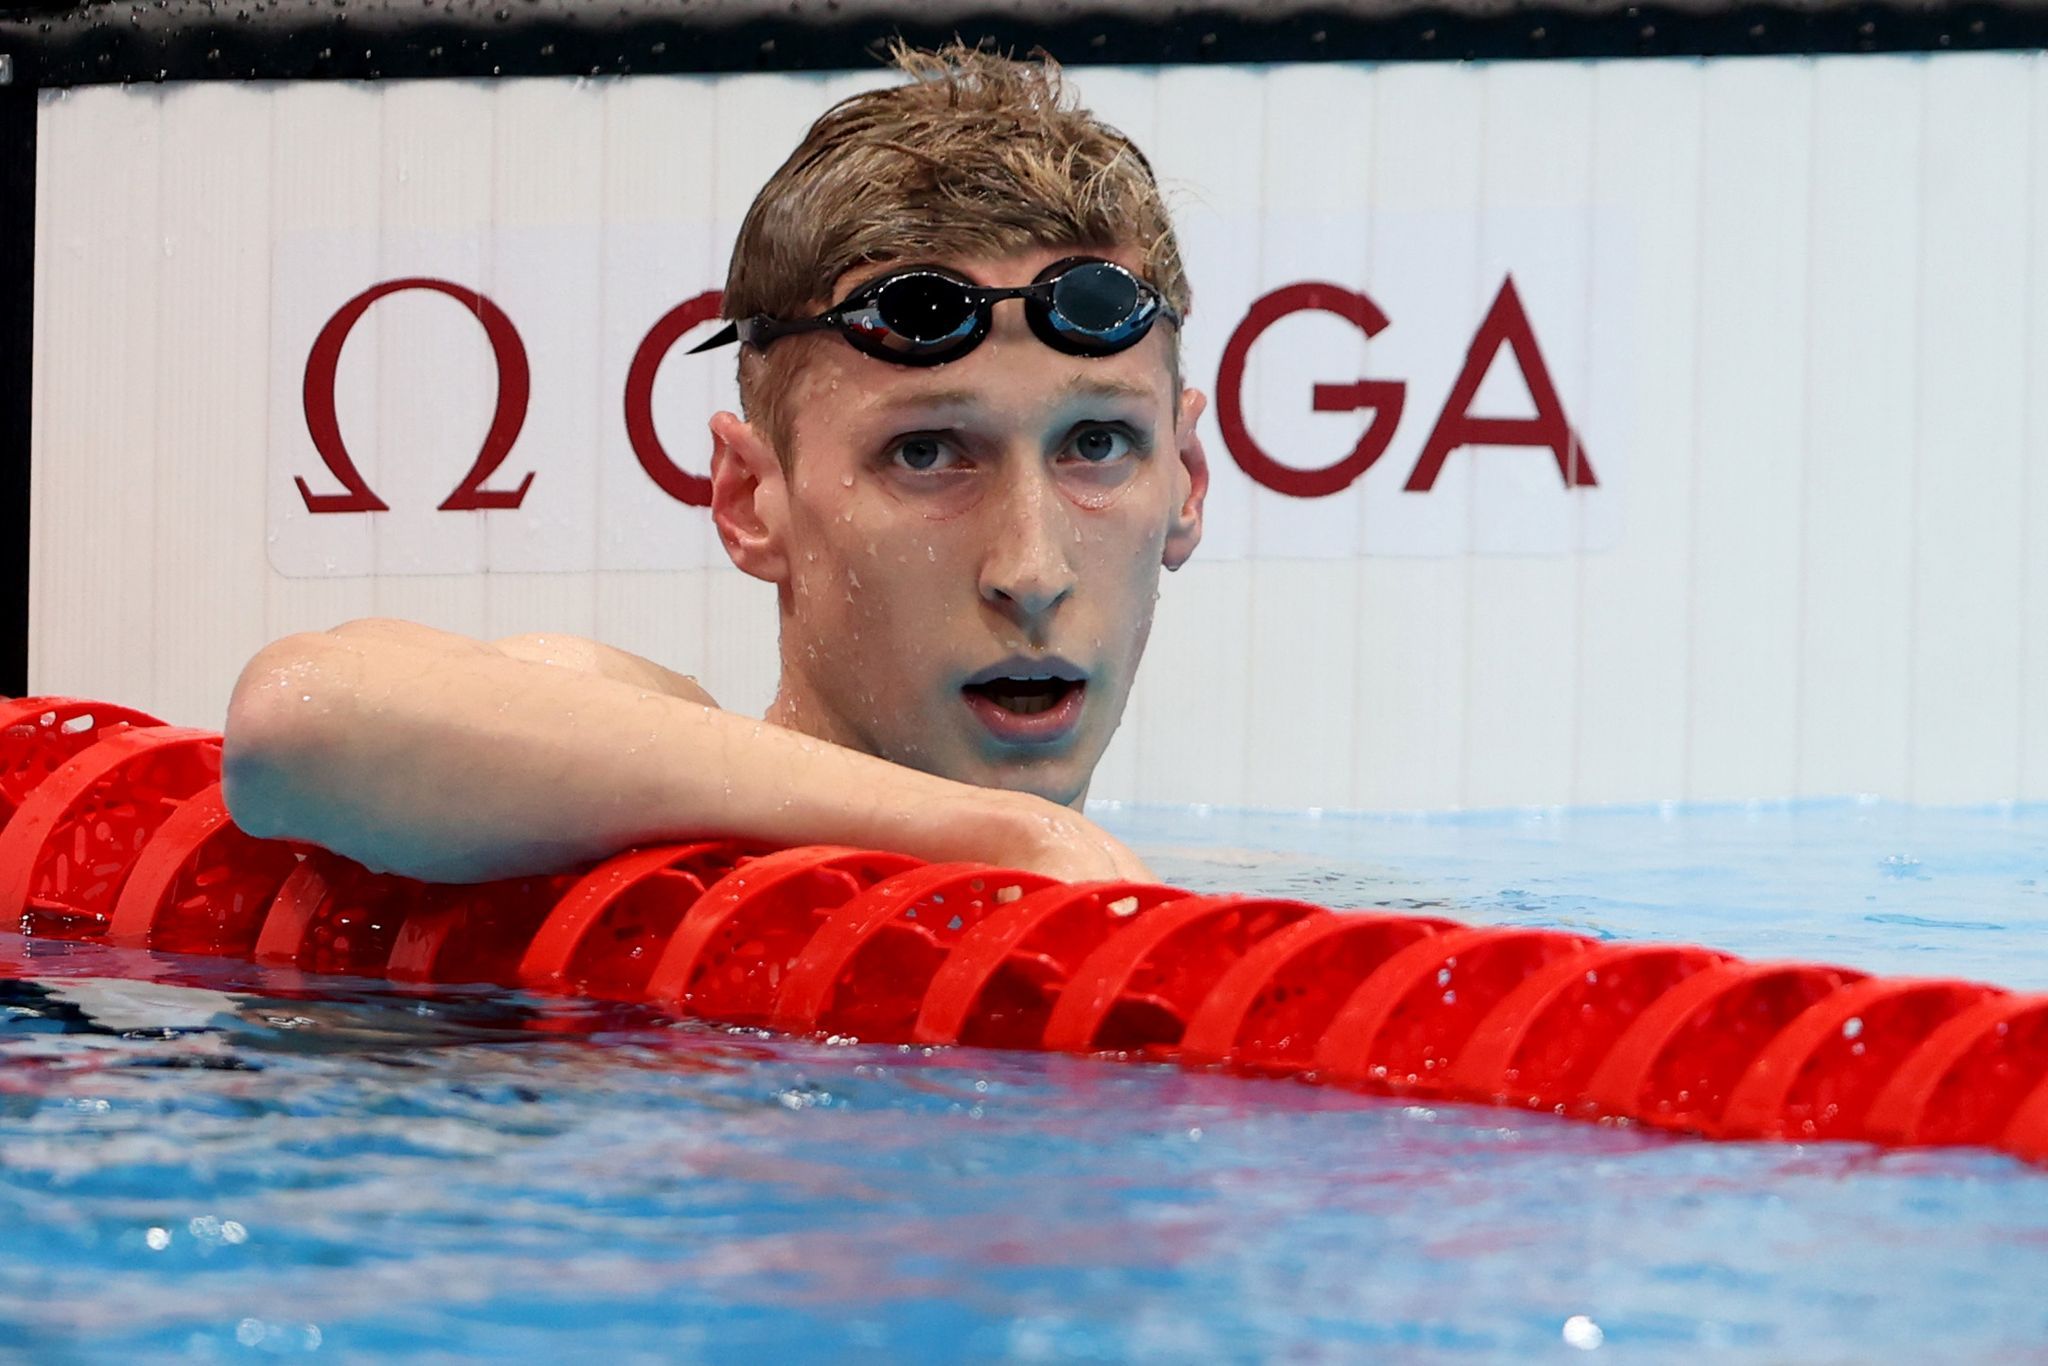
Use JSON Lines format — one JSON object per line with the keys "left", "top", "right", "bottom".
{"left": 221, "top": 43, "right": 1208, "bottom": 886}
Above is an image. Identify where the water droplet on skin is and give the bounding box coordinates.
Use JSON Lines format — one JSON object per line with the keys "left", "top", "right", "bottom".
{"left": 926, "top": 545, "right": 936, "bottom": 562}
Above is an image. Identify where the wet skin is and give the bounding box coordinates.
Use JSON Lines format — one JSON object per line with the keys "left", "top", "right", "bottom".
{"left": 709, "top": 246, "right": 1210, "bottom": 810}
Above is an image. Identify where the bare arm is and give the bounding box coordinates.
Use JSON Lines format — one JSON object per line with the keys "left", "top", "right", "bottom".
{"left": 220, "top": 618, "right": 1148, "bottom": 885}
{"left": 488, "top": 629, "right": 719, "bottom": 707}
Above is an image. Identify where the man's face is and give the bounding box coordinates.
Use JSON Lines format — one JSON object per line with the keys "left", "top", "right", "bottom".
{"left": 711, "top": 246, "right": 1208, "bottom": 808}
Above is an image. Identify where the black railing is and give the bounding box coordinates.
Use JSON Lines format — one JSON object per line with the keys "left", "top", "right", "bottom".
{"left": 1, "top": 0, "right": 2045, "bottom": 88}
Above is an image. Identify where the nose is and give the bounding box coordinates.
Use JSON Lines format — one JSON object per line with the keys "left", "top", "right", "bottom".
{"left": 978, "top": 463, "right": 1077, "bottom": 633}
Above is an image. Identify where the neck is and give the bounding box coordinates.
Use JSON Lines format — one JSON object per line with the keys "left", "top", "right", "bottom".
{"left": 762, "top": 672, "right": 859, "bottom": 751}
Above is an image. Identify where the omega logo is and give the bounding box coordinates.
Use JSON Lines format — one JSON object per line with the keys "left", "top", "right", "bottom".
{"left": 1214, "top": 274, "right": 1596, "bottom": 498}
{"left": 295, "top": 272, "right": 1593, "bottom": 514}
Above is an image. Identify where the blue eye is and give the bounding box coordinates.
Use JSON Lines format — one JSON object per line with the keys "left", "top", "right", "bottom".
{"left": 1070, "top": 426, "right": 1136, "bottom": 464}
{"left": 891, "top": 436, "right": 959, "bottom": 472}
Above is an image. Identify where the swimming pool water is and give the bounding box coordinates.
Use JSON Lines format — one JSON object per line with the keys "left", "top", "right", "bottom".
{"left": 1, "top": 799, "right": 2044, "bottom": 1360}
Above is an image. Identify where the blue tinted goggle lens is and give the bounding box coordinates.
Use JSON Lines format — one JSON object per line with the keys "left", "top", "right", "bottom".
{"left": 1046, "top": 262, "right": 1143, "bottom": 334}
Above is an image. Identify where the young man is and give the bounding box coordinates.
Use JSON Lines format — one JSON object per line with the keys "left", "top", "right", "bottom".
{"left": 222, "top": 45, "right": 1209, "bottom": 885}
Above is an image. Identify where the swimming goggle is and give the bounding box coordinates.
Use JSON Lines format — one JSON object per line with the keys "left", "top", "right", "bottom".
{"left": 689, "top": 256, "right": 1182, "bottom": 367}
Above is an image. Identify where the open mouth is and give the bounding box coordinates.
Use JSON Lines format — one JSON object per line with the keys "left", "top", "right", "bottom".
{"left": 961, "top": 677, "right": 1084, "bottom": 716}
{"left": 960, "top": 665, "right": 1090, "bottom": 745}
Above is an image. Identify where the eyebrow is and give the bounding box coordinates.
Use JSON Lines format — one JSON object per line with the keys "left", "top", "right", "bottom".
{"left": 870, "top": 388, "right": 981, "bottom": 414}
{"left": 1056, "top": 376, "right": 1157, "bottom": 404}
{"left": 868, "top": 376, "right": 1158, "bottom": 416}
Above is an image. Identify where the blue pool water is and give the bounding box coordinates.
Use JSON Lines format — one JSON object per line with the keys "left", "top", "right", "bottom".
{"left": 2, "top": 799, "right": 2045, "bottom": 1360}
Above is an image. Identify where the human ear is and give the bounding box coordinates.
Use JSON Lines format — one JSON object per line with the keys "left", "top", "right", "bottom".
{"left": 709, "top": 410, "right": 791, "bottom": 584}
{"left": 1163, "top": 387, "right": 1209, "bottom": 571}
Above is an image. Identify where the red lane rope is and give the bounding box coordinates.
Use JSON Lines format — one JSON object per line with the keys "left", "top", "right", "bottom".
{"left": 1180, "top": 910, "right": 1453, "bottom": 1073}
{"left": 105, "top": 781, "right": 302, "bottom": 956}
{"left": 770, "top": 863, "right": 1058, "bottom": 1041}
{"left": 0, "top": 697, "right": 166, "bottom": 829}
{"left": 516, "top": 840, "right": 750, "bottom": 1000}
{"left": 1313, "top": 925, "right": 1597, "bottom": 1094}
{"left": 3, "top": 697, "right": 2044, "bottom": 1162}
{"left": 1446, "top": 941, "right": 1731, "bottom": 1112}
{"left": 0, "top": 723, "right": 221, "bottom": 938}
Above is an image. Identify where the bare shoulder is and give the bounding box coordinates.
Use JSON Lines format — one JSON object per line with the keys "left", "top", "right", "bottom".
{"left": 491, "top": 632, "right": 718, "bottom": 707}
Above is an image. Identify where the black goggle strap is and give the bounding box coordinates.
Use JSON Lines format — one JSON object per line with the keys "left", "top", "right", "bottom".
{"left": 686, "top": 316, "right": 840, "bottom": 354}
{"left": 686, "top": 322, "right": 741, "bottom": 354}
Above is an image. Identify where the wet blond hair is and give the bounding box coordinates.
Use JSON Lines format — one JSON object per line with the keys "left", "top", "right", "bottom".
{"left": 723, "top": 42, "right": 1191, "bottom": 458}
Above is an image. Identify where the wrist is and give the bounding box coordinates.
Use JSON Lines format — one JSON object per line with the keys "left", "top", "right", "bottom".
{"left": 912, "top": 784, "right": 1048, "bottom": 869}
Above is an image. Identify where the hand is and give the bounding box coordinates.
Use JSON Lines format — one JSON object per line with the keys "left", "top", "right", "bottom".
{"left": 977, "top": 791, "right": 1157, "bottom": 885}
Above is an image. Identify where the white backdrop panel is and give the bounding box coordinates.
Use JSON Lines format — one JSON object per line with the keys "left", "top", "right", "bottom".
{"left": 29, "top": 54, "right": 2048, "bottom": 809}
